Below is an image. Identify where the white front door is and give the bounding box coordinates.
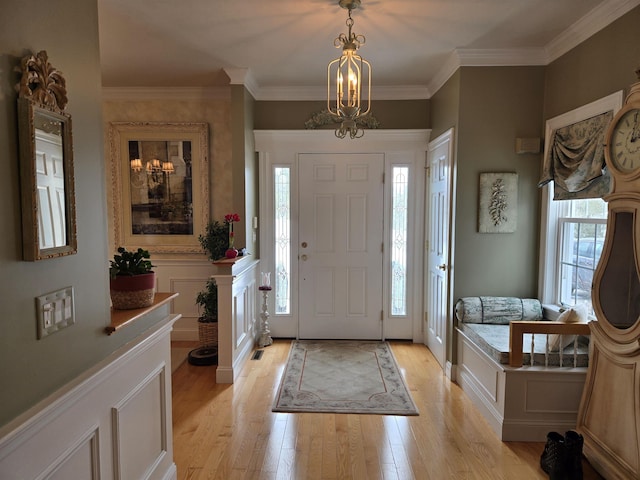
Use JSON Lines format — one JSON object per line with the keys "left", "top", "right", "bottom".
{"left": 298, "top": 153, "right": 384, "bottom": 339}
{"left": 425, "top": 128, "right": 454, "bottom": 369}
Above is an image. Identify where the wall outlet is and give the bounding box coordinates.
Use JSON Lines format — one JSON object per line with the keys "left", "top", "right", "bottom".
{"left": 36, "top": 286, "right": 75, "bottom": 339}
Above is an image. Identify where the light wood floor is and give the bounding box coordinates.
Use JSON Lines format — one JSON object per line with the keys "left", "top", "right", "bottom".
{"left": 171, "top": 340, "right": 603, "bottom": 479}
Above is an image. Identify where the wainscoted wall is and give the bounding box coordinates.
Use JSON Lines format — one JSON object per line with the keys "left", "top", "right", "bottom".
{"left": 213, "top": 257, "right": 260, "bottom": 383}
{"left": 153, "top": 258, "right": 217, "bottom": 341}
{"left": 153, "top": 256, "right": 261, "bottom": 383}
{"left": 0, "top": 307, "right": 179, "bottom": 480}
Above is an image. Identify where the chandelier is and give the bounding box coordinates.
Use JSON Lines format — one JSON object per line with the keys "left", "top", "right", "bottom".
{"left": 327, "top": 0, "right": 371, "bottom": 139}
{"left": 130, "top": 158, "right": 143, "bottom": 172}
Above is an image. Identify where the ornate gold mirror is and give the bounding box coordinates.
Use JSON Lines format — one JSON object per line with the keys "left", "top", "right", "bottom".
{"left": 16, "top": 50, "right": 77, "bottom": 261}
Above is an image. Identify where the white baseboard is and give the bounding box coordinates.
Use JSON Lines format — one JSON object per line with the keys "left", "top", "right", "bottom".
{"left": 171, "top": 328, "right": 198, "bottom": 342}
{"left": 445, "top": 361, "right": 456, "bottom": 381}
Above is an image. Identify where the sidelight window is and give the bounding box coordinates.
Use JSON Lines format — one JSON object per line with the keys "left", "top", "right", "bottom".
{"left": 274, "top": 167, "right": 291, "bottom": 314}
{"left": 391, "top": 166, "right": 409, "bottom": 315}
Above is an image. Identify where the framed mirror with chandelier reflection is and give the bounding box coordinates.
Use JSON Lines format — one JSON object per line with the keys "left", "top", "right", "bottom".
{"left": 108, "top": 122, "right": 209, "bottom": 254}
{"left": 16, "top": 50, "right": 77, "bottom": 261}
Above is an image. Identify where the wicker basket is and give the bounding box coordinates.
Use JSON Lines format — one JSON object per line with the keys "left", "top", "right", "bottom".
{"left": 110, "top": 287, "right": 155, "bottom": 310}
{"left": 198, "top": 322, "right": 218, "bottom": 348}
{"left": 110, "top": 272, "right": 156, "bottom": 310}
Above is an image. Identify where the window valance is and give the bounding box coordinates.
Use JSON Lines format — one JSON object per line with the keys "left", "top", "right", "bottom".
{"left": 538, "top": 111, "right": 612, "bottom": 200}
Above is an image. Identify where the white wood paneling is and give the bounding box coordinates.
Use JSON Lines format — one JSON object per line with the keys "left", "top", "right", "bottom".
{"left": 112, "top": 366, "right": 167, "bottom": 480}
{"left": 153, "top": 257, "right": 217, "bottom": 341}
{"left": 40, "top": 428, "right": 99, "bottom": 480}
{"left": 212, "top": 258, "right": 259, "bottom": 383}
{"left": 456, "top": 326, "right": 587, "bottom": 441}
{"left": 0, "top": 309, "right": 178, "bottom": 480}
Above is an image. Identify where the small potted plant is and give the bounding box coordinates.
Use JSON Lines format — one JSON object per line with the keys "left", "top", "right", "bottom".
{"left": 198, "top": 220, "right": 229, "bottom": 261}
{"left": 188, "top": 278, "right": 219, "bottom": 365}
{"left": 109, "top": 247, "right": 156, "bottom": 310}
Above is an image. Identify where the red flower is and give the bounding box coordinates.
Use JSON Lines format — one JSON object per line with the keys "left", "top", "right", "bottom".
{"left": 224, "top": 213, "right": 240, "bottom": 224}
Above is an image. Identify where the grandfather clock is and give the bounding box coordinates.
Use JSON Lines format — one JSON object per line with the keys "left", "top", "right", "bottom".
{"left": 576, "top": 68, "right": 640, "bottom": 480}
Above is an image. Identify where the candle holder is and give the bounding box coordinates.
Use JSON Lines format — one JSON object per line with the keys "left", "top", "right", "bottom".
{"left": 258, "top": 272, "right": 273, "bottom": 348}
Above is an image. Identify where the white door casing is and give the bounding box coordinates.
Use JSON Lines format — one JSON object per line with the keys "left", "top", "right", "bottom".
{"left": 298, "top": 153, "right": 384, "bottom": 339}
{"left": 255, "top": 130, "right": 430, "bottom": 340}
{"left": 425, "top": 128, "right": 454, "bottom": 370}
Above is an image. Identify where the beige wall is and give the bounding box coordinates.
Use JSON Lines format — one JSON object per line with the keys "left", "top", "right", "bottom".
{"left": 254, "top": 99, "right": 429, "bottom": 130}
{"left": 453, "top": 66, "right": 545, "bottom": 300}
{"left": 544, "top": 6, "right": 640, "bottom": 120}
{"left": 102, "top": 94, "right": 234, "bottom": 255}
{"left": 429, "top": 70, "right": 461, "bottom": 141}
{"left": 227, "top": 85, "right": 257, "bottom": 255}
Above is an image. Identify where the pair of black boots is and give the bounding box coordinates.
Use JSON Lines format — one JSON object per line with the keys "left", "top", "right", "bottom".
{"left": 540, "top": 430, "right": 584, "bottom": 480}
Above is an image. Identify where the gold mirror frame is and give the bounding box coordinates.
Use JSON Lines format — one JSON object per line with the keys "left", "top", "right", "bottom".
{"left": 16, "top": 51, "right": 77, "bottom": 261}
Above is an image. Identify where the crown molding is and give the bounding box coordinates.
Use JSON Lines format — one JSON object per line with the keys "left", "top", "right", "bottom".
{"left": 101, "top": 86, "right": 230, "bottom": 101}
{"left": 427, "top": 48, "right": 547, "bottom": 96}
{"left": 223, "top": 67, "right": 259, "bottom": 98}
{"left": 427, "top": 0, "right": 640, "bottom": 96}
{"left": 545, "top": 0, "right": 640, "bottom": 62}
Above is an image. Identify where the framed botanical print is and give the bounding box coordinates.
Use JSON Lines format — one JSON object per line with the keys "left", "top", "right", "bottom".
{"left": 478, "top": 172, "right": 518, "bottom": 233}
{"left": 108, "top": 122, "right": 209, "bottom": 253}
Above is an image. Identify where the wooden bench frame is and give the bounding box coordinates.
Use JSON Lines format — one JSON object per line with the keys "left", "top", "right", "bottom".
{"left": 509, "top": 321, "right": 591, "bottom": 367}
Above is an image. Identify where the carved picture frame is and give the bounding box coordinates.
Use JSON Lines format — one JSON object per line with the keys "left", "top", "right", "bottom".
{"left": 108, "top": 122, "right": 209, "bottom": 254}
{"left": 478, "top": 172, "right": 518, "bottom": 233}
{"left": 16, "top": 50, "right": 77, "bottom": 261}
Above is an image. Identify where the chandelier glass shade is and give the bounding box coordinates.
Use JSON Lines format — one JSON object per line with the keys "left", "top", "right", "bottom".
{"left": 327, "top": 0, "right": 371, "bottom": 139}
{"left": 130, "top": 158, "right": 143, "bottom": 172}
{"left": 130, "top": 157, "right": 175, "bottom": 178}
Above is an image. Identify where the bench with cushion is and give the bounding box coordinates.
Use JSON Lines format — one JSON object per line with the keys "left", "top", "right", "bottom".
{"left": 453, "top": 296, "right": 590, "bottom": 441}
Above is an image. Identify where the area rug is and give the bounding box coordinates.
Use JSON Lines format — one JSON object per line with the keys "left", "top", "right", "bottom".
{"left": 273, "top": 340, "right": 419, "bottom": 415}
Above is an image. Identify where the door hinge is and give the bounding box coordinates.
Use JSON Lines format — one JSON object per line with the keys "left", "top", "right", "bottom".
{"left": 426, "top": 166, "right": 431, "bottom": 177}
{"left": 382, "top": 171, "right": 385, "bottom": 184}
{"left": 381, "top": 310, "right": 384, "bottom": 322}
{"left": 381, "top": 242, "right": 384, "bottom": 253}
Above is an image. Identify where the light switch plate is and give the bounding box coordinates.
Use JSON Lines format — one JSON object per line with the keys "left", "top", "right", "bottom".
{"left": 36, "top": 286, "right": 75, "bottom": 339}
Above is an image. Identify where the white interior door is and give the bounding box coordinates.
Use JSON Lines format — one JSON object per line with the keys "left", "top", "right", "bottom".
{"left": 298, "top": 153, "right": 384, "bottom": 339}
{"left": 35, "top": 129, "right": 66, "bottom": 249}
{"left": 425, "top": 129, "right": 454, "bottom": 369}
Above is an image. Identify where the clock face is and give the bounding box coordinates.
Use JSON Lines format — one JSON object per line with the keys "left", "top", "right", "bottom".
{"left": 609, "top": 107, "right": 640, "bottom": 173}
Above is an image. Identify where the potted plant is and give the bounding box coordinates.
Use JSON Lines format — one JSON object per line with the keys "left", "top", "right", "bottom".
{"left": 198, "top": 220, "right": 229, "bottom": 261}
{"left": 109, "top": 246, "right": 156, "bottom": 310}
{"left": 188, "top": 278, "right": 219, "bottom": 365}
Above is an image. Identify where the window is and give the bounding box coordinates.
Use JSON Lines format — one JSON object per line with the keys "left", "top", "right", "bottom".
{"left": 541, "top": 191, "right": 607, "bottom": 315}
{"left": 274, "top": 167, "right": 291, "bottom": 314}
{"left": 539, "top": 92, "right": 622, "bottom": 317}
{"left": 391, "top": 166, "right": 409, "bottom": 315}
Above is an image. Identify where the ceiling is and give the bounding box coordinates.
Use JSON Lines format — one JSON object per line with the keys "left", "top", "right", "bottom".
{"left": 97, "top": 0, "right": 639, "bottom": 99}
